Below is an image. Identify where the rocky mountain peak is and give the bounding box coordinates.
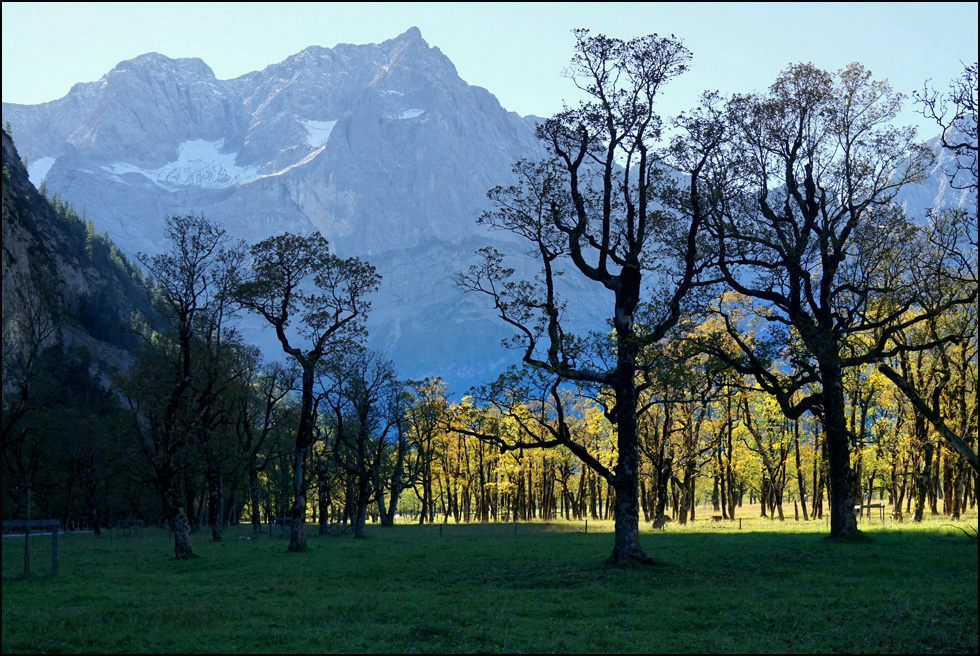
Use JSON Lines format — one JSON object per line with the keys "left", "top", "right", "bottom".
{"left": 108, "top": 52, "right": 217, "bottom": 81}
{"left": 395, "top": 25, "right": 424, "bottom": 43}
{"left": 1, "top": 30, "right": 546, "bottom": 387}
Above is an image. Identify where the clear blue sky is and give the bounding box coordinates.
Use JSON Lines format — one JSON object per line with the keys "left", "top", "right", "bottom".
{"left": 3, "top": 2, "right": 977, "bottom": 138}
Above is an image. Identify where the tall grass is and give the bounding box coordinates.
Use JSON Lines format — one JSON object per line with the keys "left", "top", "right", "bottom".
{"left": 2, "top": 513, "right": 976, "bottom": 653}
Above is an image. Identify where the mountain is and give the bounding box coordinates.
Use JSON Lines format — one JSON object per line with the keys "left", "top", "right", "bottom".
{"left": 894, "top": 131, "right": 977, "bottom": 215}
{"left": 2, "top": 128, "right": 147, "bottom": 382}
{"left": 2, "top": 28, "right": 966, "bottom": 391}
{"left": 3, "top": 28, "right": 554, "bottom": 390}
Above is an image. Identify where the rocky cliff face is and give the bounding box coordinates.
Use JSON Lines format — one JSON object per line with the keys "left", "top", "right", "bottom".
{"left": 6, "top": 28, "right": 544, "bottom": 253}
{"left": 3, "top": 28, "right": 553, "bottom": 389}
{"left": 2, "top": 129, "right": 146, "bottom": 379}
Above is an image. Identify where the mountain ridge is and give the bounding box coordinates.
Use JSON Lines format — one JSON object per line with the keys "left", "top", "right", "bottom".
{"left": 2, "top": 28, "right": 549, "bottom": 390}
{"left": 2, "top": 29, "right": 965, "bottom": 391}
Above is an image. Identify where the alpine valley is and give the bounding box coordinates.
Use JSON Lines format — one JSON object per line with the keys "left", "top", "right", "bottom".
{"left": 1, "top": 27, "right": 965, "bottom": 390}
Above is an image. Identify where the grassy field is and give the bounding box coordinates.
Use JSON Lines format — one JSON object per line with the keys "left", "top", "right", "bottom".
{"left": 2, "top": 512, "right": 977, "bottom": 654}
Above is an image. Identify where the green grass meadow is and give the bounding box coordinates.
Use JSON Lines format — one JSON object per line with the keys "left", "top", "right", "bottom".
{"left": 2, "top": 514, "right": 977, "bottom": 654}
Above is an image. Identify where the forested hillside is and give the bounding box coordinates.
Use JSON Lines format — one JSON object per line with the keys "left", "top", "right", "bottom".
{"left": 2, "top": 128, "right": 149, "bottom": 523}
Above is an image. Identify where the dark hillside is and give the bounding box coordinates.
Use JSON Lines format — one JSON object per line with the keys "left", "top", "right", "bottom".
{"left": 2, "top": 128, "right": 148, "bottom": 355}
{"left": 3, "top": 128, "right": 149, "bottom": 521}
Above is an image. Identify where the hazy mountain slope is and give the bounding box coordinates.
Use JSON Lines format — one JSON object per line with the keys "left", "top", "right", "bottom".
{"left": 2, "top": 128, "right": 147, "bottom": 378}
{"left": 3, "top": 28, "right": 964, "bottom": 391}
{"left": 3, "top": 28, "right": 554, "bottom": 390}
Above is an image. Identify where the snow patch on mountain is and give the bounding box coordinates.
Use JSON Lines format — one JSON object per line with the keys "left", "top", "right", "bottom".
{"left": 103, "top": 139, "right": 260, "bottom": 190}
{"left": 392, "top": 109, "right": 425, "bottom": 119}
{"left": 0, "top": 27, "right": 555, "bottom": 388}
{"left": 302, "top": 119, "right": 337, "bottom": 148}
{"left": 261, "top": 146, "right": 327, "bottom": 178}
{"left": 27, "top": 156, "right": 56, "bottom": 184}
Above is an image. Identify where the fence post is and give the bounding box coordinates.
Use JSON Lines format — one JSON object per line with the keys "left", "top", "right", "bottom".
{"left": 585, "top": 520, "right": 588, "bottom": 534}
{"left": 51, "top": 527, "right": 58, "bottom": 577}
{"left": 24, "top": 487, "right": 31, "bottom": 577}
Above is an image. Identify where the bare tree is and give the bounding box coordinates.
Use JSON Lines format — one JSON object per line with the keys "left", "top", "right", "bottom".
{"left": 697, "top": 63, "right": 976, "bottom": 537}
{"left": 876, "top": 63, "right": 980, "bottom": 476}
{"left": 457, "top": 30, "right": 718, "bottom": 563}
{"left": 234, "top": 352, "right": 298, "bottom": 533}
{"left": 322, "top": 351, "right": 402, "bottom": 538}
{"left": 125, "top": 214, "right": 244, "bottom": 559}
{"left": 403, "top": 378, "right": 449, "bottom": 525}
{"left": 235, "top": 232, "right": 379, "bottom": 552}
{"left": 915, "top": 61, "right": 978, "bottom": 191}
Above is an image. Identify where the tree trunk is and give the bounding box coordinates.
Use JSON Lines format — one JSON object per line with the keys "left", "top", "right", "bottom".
{"left": 316, "top": 456, "right": 331, "bottom": 536}
{"left": 640, "top": 479, "right": 651, "bottom": 522}
{"left": 821, "top": 361, "right": 859, "bottom": 537}
{"left": 649, "top": 455, "right": 666, "bottom": 528}
{"left": 951, "top": 465, "right": 966, "bottom": 519}
{"left": 208, "top": 466, "right": 224, "bottom": 542}
{"left": 163, "top": 492, "right": 194, "bottom": 559}
{"left": 609, "top": 365, "right": 655, "bottom": 564}
{"left": 794, "top": 419, "right": 809, "bottom": 521}
{"left": 611, "top": 472, "right": 650, "bottom": 563}
{"left": 773, "top": 478, "right": 785, "bottom": 521}
{"left": 891, "top": 454, "right": 906, "bottom": 521}
{"left": 285, "top": 363, "right": 319, "bottom": 552}
{"left": 811, "top": 423, "right": 826, "bottom": 519}
{"left": 686, "top": 465, "right": 696, "bottom": 522}
{"left": 288, "top": 445, "right": 308, "bottom": 551}
{"left": 912, "top": 438, "right": 934, "bottom": 522}
{"left": 376, "top": 488, "right": 388, "bottom": 526}
{"left": 91, "top": 507, "right": 102, "bottom": 537}
{"left": 725, "top": 398, "right": 737, "bottom": 520}
{"left": 353, "top": 474, "right": 371, "bottom": 538}
{"left": 717, "top": 461, "right": 728, "bottom": 520}
{"left": 249, "top": 461, "right": 262, "bottom": 533}
{"left": 386, "top": 476, "right": 402, "bottom": 527}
